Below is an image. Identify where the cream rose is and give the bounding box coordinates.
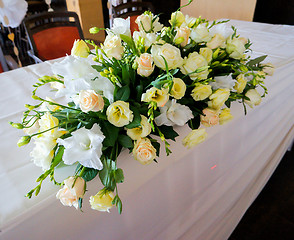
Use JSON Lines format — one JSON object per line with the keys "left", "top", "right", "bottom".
{"left": 90, "top": 190, "right": 115, "bottom": 212}
{"left": 201, "top": 108, "right": 219, "bottom": 127}
{"left": 126, "top": 115, "right": 151, "bottom": 140}
{"left": 141, "top": 87, "right": 169, "bottom": 107}
{"left": 56, "top": 177, "right": 85, "bottom": 209}
{"left": 174, "top": 26, "right": 190, "bottom": 47}
{"left": 226, "top": 37, "right": 246, "bottom": 59}
{"left": 102, "top": 35, "right": 124, "bottom": 60}
{"left": 182, "top": 128, "right": 207, "bottom": 149}
{"left": 180, "top": 52, "right": 209, "bottom": 80}
{"left": 245, "top": 89, "right": 262, "bottom": 108}
{"left": 71, "top": 39, "right": 90, "bottom": 58}
{"left": 151, "top": 43, "right": 183, "bottom": 70}
{"left": 191, "top": 84, "right": 212, "bottom": 101}
{"left": 207, "top": 33, "right": 226, "bottom": 49}
{"left": 190, "top": 24, "right": 212, "bottom": 43}
{"left": 199, "top": 47, "right": 213, "bottom": 63}
{"left": 133, "top": 138, "right": 156, "bottom": 165}
{"left": 208, "top": 88, "right": 230, "bottom": 110}
{"left": 79, "top": 90, "right": 104, "bottom": 113}
{"left": 170, "top": 11, "right": 185, "bottom": 27}
{"left": 137, "top": 53, "right": 154, "bottom": 77}
{"left": 219, "top": 108, "right": 233, "bottom": 125}
{"left": 106, "top": 101, "right": 134, "bottom": 127}
{"left": 234, "top": 74, "right": 247, "bottom": 93}
{"left": 170, "top": 78, "right": 186, "bottom": 100}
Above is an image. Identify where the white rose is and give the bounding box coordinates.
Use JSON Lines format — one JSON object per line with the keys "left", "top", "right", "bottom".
{"left": 135, "top": 12, "right": 163, "bottom": 33}
{"left": 133, "top": 138, "right": 156, "bottom": 165}
{"left": 190, "top": 24, "right": 211, "bottom": 43}
{"left": 151, "top": 43, "right": 183, "bottom": 70}
{"left": 180, "top": 52, "right": 209, "bottom": 80}
{"left": 136, "top": 53, "right": 154, "bottom": 77}
{"left": 106, "top": 101, "right": 134, "bottom": 127}
{"left": 56, "top": 177, "right": 85, "bottom": 209}
{"left": 102, "top": 34, "right": 124, "bottom": 60}
{"left": 210, "top": 74, "right": 236, "bottom": 90}
{"left": 126, "top": 115, "right": 151, "bottom": 140}
{"left": 57, "top": 124, "right": 105, "bottom": 170}
{"left": 245, "top": 89, "right": 262, "bottom": 108}
{"left": 226, "top": 37, "right": 246, "bottom": 59}
{"left": 155, "top": 99, "right": 193, "bottom": 126}
{"left": 109, "top": 17, "right": 131, "bottom": 37}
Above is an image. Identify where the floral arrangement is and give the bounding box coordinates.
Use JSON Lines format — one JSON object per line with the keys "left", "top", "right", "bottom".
{"left": 11, "top": 2, "right": 274, "bottom": 214}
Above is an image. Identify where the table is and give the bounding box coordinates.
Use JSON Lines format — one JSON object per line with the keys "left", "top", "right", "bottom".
{"left": 1, "top": 20, "right": 294, "bottom": 240}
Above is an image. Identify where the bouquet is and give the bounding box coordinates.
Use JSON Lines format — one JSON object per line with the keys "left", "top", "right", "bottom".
{"left": 11, "top": 2, "right": 274, "bottom": 214}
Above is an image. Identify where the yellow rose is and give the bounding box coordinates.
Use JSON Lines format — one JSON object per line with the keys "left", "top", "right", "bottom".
{"left": 137, "top": 53, "right": 154, "bottom": 77}
{"left": 201, "top": 108, "right": 219, "bottom": 127}
{"left": 170, "top": 78, "right": 186, "bottom": 100}
{"left": 106, "top": 101, "right": 134, "bottom": 127}
{"left": 208, "top": 88, "right": 230, "bottom": 110}
{"left": 191, "top": 84, "right": 212, "bottom": 101}
{"left": 71, "top": 39, "right": 90, "bottom": 58}
{"left": 126, "top": 115, "right": 151, "bottom": 140}
{"left": 102, "top": 35, "right": 124, "bottom": 60}
{"left": 38, "top": 112, "right": 65, "bottom": 139}
{"left": 151, "top": 43, "right": 183, "bottom": 70}
{"left": 79, "top": 90, "right": 104, "bottom": 113}
{"left": 56, "top": 177, "right": 85, "bottom": 209}
{"left": 180, "top": 52, "right": 209, "bottom": 80}
{"left": 174, "top": 26, "right": 190, "bottom": 47}
{"left": 182, "top": 128, "right": 207, "bottom": 149}
{"left": 207, "top": 33, "right": 225, "bottom": 49}
{"left": 141, "top": 87, "right": 169, "bottom": 107}
{"left": 234, "top": 74, "right": 247, "bottom": 93}
{"left": 170, "top": 11, "right": 185, "bottom": 27}
{"left": 245, "top": 89, "right": 262, "bottom": 108}
{"left": 219, "top": 108, "right": 233, "bottom": 125}
{"left": 199, "top": 47, "right": 213, "bottom": 63}
{"left": 133, "top": 138, "right": 156, "bottom": 165}
{"left": 89, "top": 190, "right": 115, "bottom": 212}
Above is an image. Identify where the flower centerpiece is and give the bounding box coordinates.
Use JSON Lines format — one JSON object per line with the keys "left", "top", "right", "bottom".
{"left": 10, "top": 1, "right": 274, "bottom": 214}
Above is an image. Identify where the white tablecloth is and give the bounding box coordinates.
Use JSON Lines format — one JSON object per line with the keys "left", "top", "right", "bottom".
{"left": 1, "top": 20, "right": 294, "bottom": 240}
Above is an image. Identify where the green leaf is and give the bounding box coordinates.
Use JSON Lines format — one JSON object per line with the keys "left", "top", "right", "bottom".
{"left": 118, "top": 134, "right": 134, "bottom": 148}
{"left": 121, "top": 65, "right": 130, "bottom": 85}
{"left": 188, "top": 115, "right": 200, "bottom": 130}
{"left": 50, "top": 145, "right": 64, "bottom": 168}
{"left": 120, "top": 34, "right": 139, "bottom": 56}
{"left": 151, "top": 140, "right": 160, "bottom": 157}
{"left": 117, "top": 198, "right": 122, "bottom": 214}
{"left": 125, "top": 106, "right": 141, "bottom": 129}
{"left": 114, "top": 85, "right": 130, "bottom": 101}
{"left": 100, "top": 121, "right": 119, "bottom": 147}
{"left": 91, "top": 65, "right": 104, "bottom": 72}
{"left": 99, "top": 159, "right": 117, "bottom": 191}
{"left": 158, "top": 125, "right": 179, "bottom": 141}
{"left": 82, "top": 168, "right": 99, "bottom": 182}
{"left": 247, "top": 55, "right": 267, "bottom": 67}
{"left": 114, "top": 168, "right": 124, "bottom": 183}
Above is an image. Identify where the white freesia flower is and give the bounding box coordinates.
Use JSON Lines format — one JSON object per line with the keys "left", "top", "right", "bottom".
{"left": 133, "top": 31, "right": 157, "bottom": 48}
{"left": 190, "top": 24, "right": 211, "bottom": 43}
{"left": 52, "top": 56, "right": 114, "bottom": 102}
{"left": 155, "top": 99, "right": 193, "bottom": 126}
{"left": 0, "top": 0, "right": 28, "bottom": 28}
{"left": 210, "top": 74, "right": 236, "bottom": 90}
{"left": 185, "top": 15, "right": 197, "bottom": 28}
{"left": 109, "top": 17, "right": 131, "bottom": 37}
{"left": 102, "top": 34, "right": 124, "bottom": 60}
{"left": 57, "top": 124, "right": 105, "bottom": 170}
{"left": 209, "top": 23, "right": 233, "bottom": 39}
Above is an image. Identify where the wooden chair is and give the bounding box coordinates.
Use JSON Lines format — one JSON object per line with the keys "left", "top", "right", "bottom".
{"left": 23, "top": 11, "right": 84, "bottom": 63}
{"left": 112, "top": 1, "right": 154, "bottom": 33}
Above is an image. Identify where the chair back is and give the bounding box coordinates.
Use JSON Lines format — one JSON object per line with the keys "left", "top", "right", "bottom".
{"left": 24, "top": 11, "right": 84, "bottom": 61}
{"left": 112, "top": 2, "right": 154, "bottom": 33}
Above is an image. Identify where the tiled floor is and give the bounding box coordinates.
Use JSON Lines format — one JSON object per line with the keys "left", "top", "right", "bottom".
{"left": 229, "top": 146, "right": 294, "bottom": 240}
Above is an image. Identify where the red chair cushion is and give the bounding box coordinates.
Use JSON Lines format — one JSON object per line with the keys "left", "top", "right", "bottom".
{"left": 0, "top": 63, "right": 3, "bottom": 73}
{"left": 33, "top": 26, "right": 81, "bottom": 60}
{"left": 130, "top": 15, "right": 139, "bottom": 34}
